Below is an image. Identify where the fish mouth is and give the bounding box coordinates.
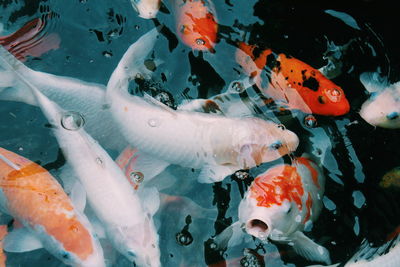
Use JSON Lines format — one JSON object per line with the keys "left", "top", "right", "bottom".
{"left": 245, "top": 217, "right": 270, "bottom": 241}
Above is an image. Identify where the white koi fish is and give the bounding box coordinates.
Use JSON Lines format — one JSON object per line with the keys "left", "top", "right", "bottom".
{"left": 130, "top": 0, "right": 161, "bottom": 19}
{"left": 0, "top": 148, "right": 105, "bottom": 267}
{"left": 0, "top": 43, "right": 161, "bottom": 267}
{"left": 106, "top": 28, "right": 299, "bottom": 184}
{"left": 359, "top": 71, "right": 400, "bottom": 129}
{"left": 214, "top": 155, "right": 330, "bottom": 265}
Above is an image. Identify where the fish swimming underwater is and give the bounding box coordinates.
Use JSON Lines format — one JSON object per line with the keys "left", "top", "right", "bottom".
{"left": 0, "top": 148, "right": 105, "bottom": 267}
{"left": 0, "top": 42, "right": 161, "bottom": 266}
{"left": 359, "top": 71, "right": 400, "bottom": 128}
{"left": 215, "top": 155, "right": 330, "bottom": 264}
{"left": 130, "top": 0, "right": 161, "bottom": 19}
{"left": 106, "top": 28, "right": 299, "bottom": 184}
{"left": 380, "top": 167, "right": 400, "bottom": 189}
{"left": 236, "top": 42, "right": 350, "bottom": 116}
{"left": 172, "top": 0, "right": 218, "bottom": 52}
{"left": 0, "top": 16, "right": 60, "bottom": 62}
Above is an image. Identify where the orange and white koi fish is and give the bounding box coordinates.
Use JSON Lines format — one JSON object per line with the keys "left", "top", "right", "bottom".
{"left": 236, "top": 42, "right": 350, "bottom": 116}
{"left": 173, "top": 0, "right": 218, "bottom": 52}
{"left": 107, "top": 28, "right": 299, "bottom": 184}
{"left": 130, "top": 0, "right": 161, "bottom": 19}
{"left": 214, "top": 155, "right": 330, "bottom": 264}
{"left": 0, "top": 17, "right": 60, "bottom": 62}
{"left": 0, "top": 148, "right": 105, "bottom": 267}
{"left": 0, "top": 225, "right": 7, "bottom": 267}
{"left": 359, "top": 72, "right": 400, "bottom": 128}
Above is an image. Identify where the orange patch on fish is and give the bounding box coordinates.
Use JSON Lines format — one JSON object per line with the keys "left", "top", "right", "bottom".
{"left": 302, "top": 192, "right": 312, "bottom": 224}
{"left": 0, "top": 17, "right": 60, "bottom": 62}
{"left": 0, "top": 148, "right": 93, "bottom": 261}
{"left": 250, "top": 165, "right": 304, "bottom": 210}
{"left": 175, "top": 0, "right": 218, "bottom": 51}
{"left": 236, "top": 42, "right": 350, "bottom": 116}
{"left": 0, "top": 225, "right": 7, "bottom": 267}
{"left": 296, "top": 157, "right": 320, "bottom": 188}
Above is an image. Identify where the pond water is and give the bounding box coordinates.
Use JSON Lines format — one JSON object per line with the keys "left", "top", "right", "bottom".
{"left": 0, "top": 0, "right": 399, "bottom": 266}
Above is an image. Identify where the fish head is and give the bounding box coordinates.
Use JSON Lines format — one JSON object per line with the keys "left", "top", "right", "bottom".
{"left": 131, "top": 0, "right": 160, "bottom": 19}
{"left": 359, "top": 88, "right": 400, "bottom": 129}
{"left": 107, "top": 215, "right": 160, "bottom": 267}
{"left": 314, "top": 80, "right": 350, "bottom": 116}
{"left": 238, "top": 165, "right": 306, "bottom": 242}
{"left": 234, "top": 119, "right": 299, "bottom": 168}
{"left": 176, "top": 1, "right": 218, "bottom": 52}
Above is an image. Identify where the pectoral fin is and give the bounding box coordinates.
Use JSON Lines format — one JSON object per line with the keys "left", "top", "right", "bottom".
{"left": 138, "top": 186, "right": 160, "bottom": 216}
{"left": 3, "top": 227, "right": 43, "bottom": 252}
{"left": 212, "top": 221, "right": 247, "bottom": 250}
{"left": 69, "top": 179, "right": 87, "bottom": 213}
{"left": 197, "top": 164, "right": 236, "bottom": 183}
{"left": 289, "top": 231, "right": 331, "bottom": 265}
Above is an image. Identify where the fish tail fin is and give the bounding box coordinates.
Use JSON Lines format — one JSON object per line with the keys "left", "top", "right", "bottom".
{"left": 359, "top": 71, "right": 389, "bottom": 93}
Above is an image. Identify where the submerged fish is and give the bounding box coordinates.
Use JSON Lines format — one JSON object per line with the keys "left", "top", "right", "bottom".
{"left": 380, "top": 167, "right": 400, "bottom": 189}
{"left": 106, "top": 28, "right": 299, "bottom": 184}
{"left": 359, "top": 72, "right": 400, "bottom": 128}
{"left": 236, "top": 42, "right": 350, "bottom": 116}
{"left": 0, "top": 225, "right": 7, "bottom": 267}
{"left": 130, "top": 0, "right": 161, "bottom": 19}
{"left": 0, "top": 17, "right": 60, "bottom": 62}
{"left": 173, "top": 0, "right": 218, "bottom": 52}
{"left": 0, "top": 148, "right": 105, "bottom": 266}
{"left": 0, "top": 43, "right": 161, "bottom": 266}
{"left": 215, "top": 155, "right": 330, "bottom": 264}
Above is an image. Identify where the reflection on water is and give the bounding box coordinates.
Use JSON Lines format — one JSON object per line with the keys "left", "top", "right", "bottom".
{"left": 1, "top": 0, "right": 400, "bottom": 266}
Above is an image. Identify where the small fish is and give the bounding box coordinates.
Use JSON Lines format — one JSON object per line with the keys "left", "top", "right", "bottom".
{"left": 380, "top": 167, "right": 400, "bottom": 189}
{"left": 106, "top": 28, "right": 299, "bottom": 184}
{"left": 130, "top": 0, "right": 161, "bottom": 19}
{"left": 0, "top": 17, "right": 60, "bottom": 62}
{"left": 0, "top": 225, "right": 7, "bottom": 267}
{"left": 0, "top": 42, "right": 161, "bottom": 266}
{"left": 359, "top": 72, "right": 400, "bottom": 128}
{"left": 173, "top": 0, "right": 218, "bottom": 52}
{"left": 0, "top": 148, "right": 105, "bottom": 266}
{"left": 236, "top": 42, "right": 350, "bottom": 116}
{"left": 214, "top": 155, "right": 330, "bottom": 264}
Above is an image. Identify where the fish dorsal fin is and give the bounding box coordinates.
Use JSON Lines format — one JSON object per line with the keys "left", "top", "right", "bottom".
{"left": 359, "top": 71, "right": 389, "bottom": 93}
{"left": 289, "top": 231, "right": 332, "bottom": 265}
{"left": 143, "top": 92, "right": 177, "bottom": 115}
{"left": 3, "top": 227, "right": 43, "bottom": 253}
{"left": 138, "top": 186, "right": 160, "bottom": 216}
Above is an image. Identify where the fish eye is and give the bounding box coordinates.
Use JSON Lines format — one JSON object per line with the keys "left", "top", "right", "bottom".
{"left": 318, "top": 95, "right": 326, "bottom": 104}
{"left": 277, "top": 124, "right": 286, "bottom": 130}
{"left": 286, "top": 207, "right": 292, "bottom": 214}
{"left": 386, "top": 112, "right": 399, "bottom": 120}
{"left": 270, "top": 141, "right": 283, "bottom": 150}
{"left": 195, "top": 38, "right": 206, "bottom": 46}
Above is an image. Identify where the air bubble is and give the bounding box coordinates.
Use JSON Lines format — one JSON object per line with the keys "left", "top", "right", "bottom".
{"left": 130, "top": 171, "right": 144, "bottom": 184}
{"left": 195, "top": 38, "right": 205, "bottom": 45}
{"left": 304, "top": 115, "right": 317, "bottom": 128}
{"left": 148, "top": 118, "right": 159, "bottom": 127}
{"left": 61, "top": 112, "right": 85, "bottom": 131}
{"left": 230, "top": 81, "right": 245, "bottom": 93}
{"left": 175, "top": 230, "right": 193, "bottom": 246}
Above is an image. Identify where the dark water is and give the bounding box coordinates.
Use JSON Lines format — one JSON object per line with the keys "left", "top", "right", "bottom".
{"left": 0, "top": 0, "right": 400, "bottom": 266}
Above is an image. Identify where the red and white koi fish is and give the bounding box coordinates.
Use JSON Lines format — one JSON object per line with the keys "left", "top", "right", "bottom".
{"left": 173, "top": 0, "right": 218, "bottom": 52}
{"left": 0, "top": 17, "right": 60, "bottom": 62}
{"left": 0, "top": 148, "right": 105, "bottom": 266}
{"left": 214, "top": 155, "right": 330, "bottom": 264}
{"left": 236, "top": 42, "right": 350, "bottom": 116}
{"left": 130, "top": 0, "right": 161, "bottom": 19}
{"left": 359, "top": 71, "right": 400, "bottom": 128}
{"left": 0, "top": 42, "right": 161, "bottom": 266}
{"left": 106, "top": 28, "right": 299, "bottom": 184}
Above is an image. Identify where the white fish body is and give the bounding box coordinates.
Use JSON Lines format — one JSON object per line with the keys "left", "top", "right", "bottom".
{"left": 130, "top": 0, "right": 161, "bottom": 18}
{"left": 106, "top": 28, "right": 299, "bottom": 184}
{"left": 0, "top": 47, "right": 126, "bottom": 151}
{"left": 359, "top": 72, "right": 400, "bottom": 128}
{"left": 0, "top": 44, "right": 161, "bottom": 267}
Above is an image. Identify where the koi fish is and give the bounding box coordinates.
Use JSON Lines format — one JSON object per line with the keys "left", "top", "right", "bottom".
{"left": 173, "top": 0, "right": 218, "bottom": 52}
{"left": 379, "top": 167, "right": 400, "bottom": 189}
{"left": 214, "top": 155, "right": 330, "bottom": 264}
{"left": 236, "top": 42, "right": 350, "bottom": 116}
{"left": 0, "top": 43, "right": 161, "bottom": 266}
{"left": 0, "top": 225, "right": 7, "bottom": 267}
{"left": 0, "top": 17, "right": 60, "bottom": 62}
{"left": 130, "top": 0, "right": 161, "bottom": 19}
{"left": 359, "top": 72, "right": 400, "bottom": 128}
{"left": 0, "top": 148, "right": 105, "bottom": 266}
{"left": 106, "top": 28, "right": 299, "bottom": 184}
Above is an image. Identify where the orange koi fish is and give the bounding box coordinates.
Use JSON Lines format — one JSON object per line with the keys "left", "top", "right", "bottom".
{"left": 0, "top": 148, "right": 105, "bottom": 267}
{"left": 174, "top": 0, "right": 218, "bottom": 52}
{"left": 0, "top": 225, "right": 7, "bottom": 267}
{"left": 0, "top": 17, "right": 60, "bottom": 62}
{"left": 236, "top": 42, "right": 350, "bottom": 116}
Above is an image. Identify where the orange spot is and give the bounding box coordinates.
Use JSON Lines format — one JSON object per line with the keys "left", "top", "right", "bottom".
{"left": 250, "top": 165, "right": 304, "bottom": 210}
{"left": 0, "top": 148, "right": 94, "bottom": 261}
{"left": 124, "top": 106, "right": 128, "bottom": 112}
{"left": 302, "top": 192, "right": 312, "bottom": 224}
